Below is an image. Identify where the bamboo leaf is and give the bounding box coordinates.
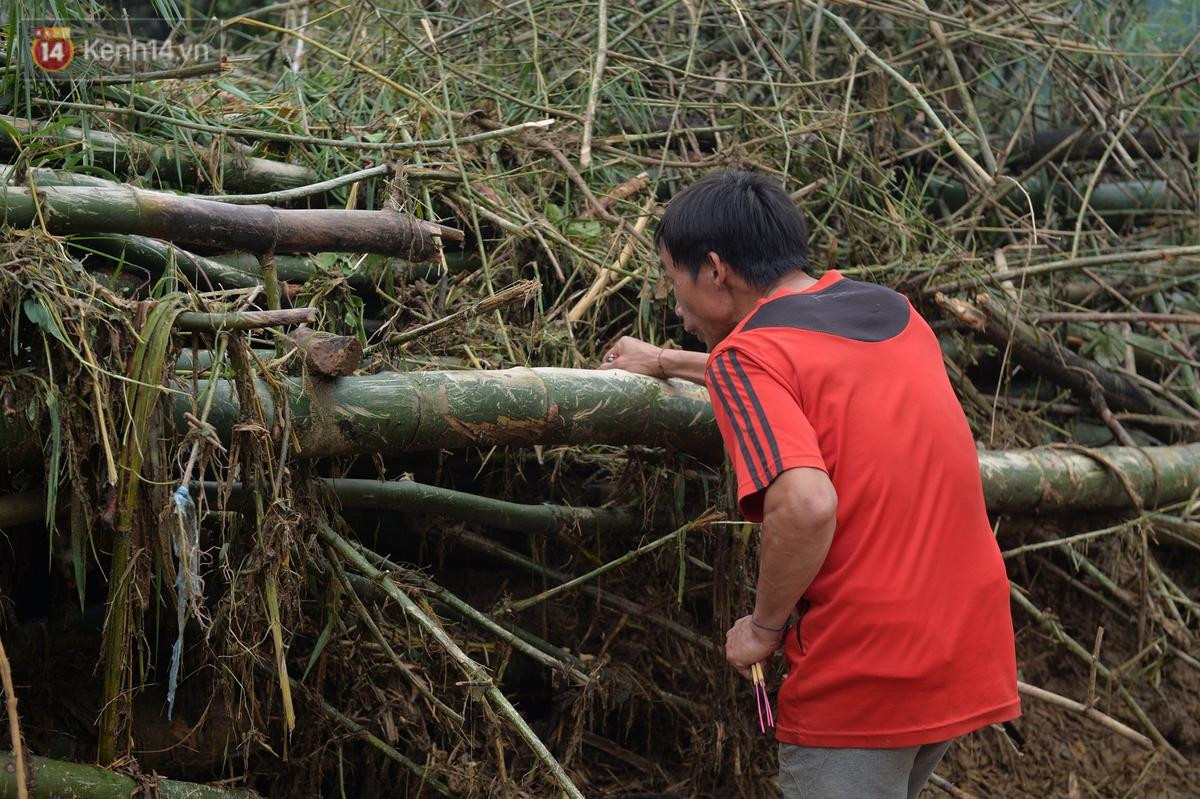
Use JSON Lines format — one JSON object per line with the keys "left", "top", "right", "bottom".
{"left": 23, "top": 298, "right": 67, "bottom": 344}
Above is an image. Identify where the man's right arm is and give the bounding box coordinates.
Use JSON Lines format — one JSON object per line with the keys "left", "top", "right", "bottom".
{"left": 599, "top": 335, "right": 708, "bottom": 385}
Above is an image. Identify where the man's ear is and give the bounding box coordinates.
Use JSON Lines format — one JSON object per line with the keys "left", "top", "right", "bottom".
{"left": 707, "top": 251, "right": 730, "bottom": 288}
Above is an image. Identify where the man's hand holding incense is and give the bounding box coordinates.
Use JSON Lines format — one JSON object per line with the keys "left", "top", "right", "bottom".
{"left": 725, "top": 614, "right": 784, "bottom": 680}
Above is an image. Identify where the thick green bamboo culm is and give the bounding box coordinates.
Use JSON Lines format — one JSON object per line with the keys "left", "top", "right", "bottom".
{"left": 0, "top": 185, "right": 462, "bottom": 260}
{"left": 0, "top": 751, "right": 250, "bottom": 799}
{"left": 3, "top": 369, "right": 1199, "bottom": 511}
{"left": 979, "top": 443, "right": 1200, "bottom": 512}
{"left": 0, "top": 114, "right": 317, "bottom": 194}
{"left": 926, "top": 173, "right": 1194, "bottom": 217}
{"left": 73, "top": 234, "right": 265, "bottom": 291}
{"left": 184, "top": 368, "right": 719, "bottom": 457}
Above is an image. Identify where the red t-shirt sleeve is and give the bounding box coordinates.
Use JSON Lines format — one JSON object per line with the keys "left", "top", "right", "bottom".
{"left": 705, "top": 347, "right": 827, "bottom": 522}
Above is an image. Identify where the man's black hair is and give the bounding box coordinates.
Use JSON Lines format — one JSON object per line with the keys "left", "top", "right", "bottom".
{"left": 654, "top": 170, "right": 811, "bottom": 289}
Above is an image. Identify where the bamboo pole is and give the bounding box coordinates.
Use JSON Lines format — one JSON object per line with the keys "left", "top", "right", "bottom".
{"left": 924, "top": 173, "right": 1190, "bottom": 219}
{"left": 0, "top": 752, "right": 249, "bottom": 799}
{"left": 175, "top": 309, "right": 316, "bottom": 333}
{"left": 72, "top": 234, "right": 268, "bottom": 292}
{"left": 4, "top": 370, "right": 1200, "bottom": 511}
{"left": 0, "top": 185, "right": 462, "bottom": 260}
{"left": 978, "top": 443, "right": 1200, "bottom": 512}
{"left": 181, "top": 369, "right": 719, "bottom": 458}
{"left": 0, "top": 115, "right": 316, "bottom": 194}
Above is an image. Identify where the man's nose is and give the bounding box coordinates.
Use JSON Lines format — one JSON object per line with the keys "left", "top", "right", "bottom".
{"left": 674, "top": 303, "right": 683, "bottom": 318}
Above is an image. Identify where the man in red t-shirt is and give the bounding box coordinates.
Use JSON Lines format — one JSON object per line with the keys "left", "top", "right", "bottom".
{"left": 601, "top": 171, "right": 1019, "bottom": 798}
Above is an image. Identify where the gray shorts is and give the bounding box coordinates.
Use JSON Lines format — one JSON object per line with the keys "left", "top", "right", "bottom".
{"left": 778, "top": 739, "right": 953, "bottom": 799}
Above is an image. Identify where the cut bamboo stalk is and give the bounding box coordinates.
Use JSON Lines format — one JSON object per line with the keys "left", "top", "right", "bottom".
{"left": 207, "top": 249, "right": 476, "bottom": 286}
{"left": 327, "top": 562, "right": 468, "bottom": 721}
{"left": 0, "top": 115, "right": 317, "bottom": 194}
{"left": 343, "top": 565, "right": 591, "bottom": 685}
{"left": 287, "top": 328, "right": 363, "bottom": 377}
{"left": 178, "top": 368, "right": 719, "bottom": 458}
{"left": 5, "top": 374, "right": 1199, "bottom": 511}
{"left": 0, "top": 185, "right": 462, "bottom": 259}
{"left": 924, "top": 173, "right": 1192, "bottom": 221}
{"left": 502, "top": 517, "right": 711, "bottom": 614}
{"left": 979, "top": 443, "right": 1200, "bottom": 512}
{"left": 578, "top": 0, "right": 608, "bottom": 168}
{"left": 1034, "top": 312, "right": 1200, "bottom": 325}
{"left": 250, "top": 657, "right": 455, "bottom": 798}
{"left": 1005, "top": 126, "right": 1200, "bottom": 168}
{"left": 175, "top": 309, "right": 316, "bottom": 332}
{"left": 72, "top": 234, "right": 271, "bottom": 292}
{"left": 804, "top": 0, "right": 993, "bottom": 187}
{"left": 1011, "top": 587, "right": 1184, "bottom": 762}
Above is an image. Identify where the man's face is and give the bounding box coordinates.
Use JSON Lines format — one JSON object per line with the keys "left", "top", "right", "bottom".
{"left": 659, "top": 245, "right": 733, "bottom": 349}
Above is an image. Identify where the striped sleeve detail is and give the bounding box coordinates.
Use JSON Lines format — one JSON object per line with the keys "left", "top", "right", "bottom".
{"left": 708, "top": 352, "right": 767, "bottom": 490}
{"left": 709, "top": 350, "right": 779, "bottom": 491}
{"left": 728, "top": 350, "right": 784, "bottom": 477}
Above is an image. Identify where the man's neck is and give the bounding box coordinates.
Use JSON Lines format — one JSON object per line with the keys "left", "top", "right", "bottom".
{"left": 766, "top": 271, "right": 820, "bottom": 297}
{"left": 727, "top": 270, "right": 821, "bottom": 329}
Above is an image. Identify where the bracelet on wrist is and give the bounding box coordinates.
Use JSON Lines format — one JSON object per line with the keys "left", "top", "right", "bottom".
{"left": 656, "top": 347, "right": 667, "bottom": 380}
{"left": 751, "top": 613, "right": 788, "bottom": 633}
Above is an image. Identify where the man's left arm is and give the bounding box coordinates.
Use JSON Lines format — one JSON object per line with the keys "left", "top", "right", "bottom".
{"left": 725, "top": 467, "right": 837, "bottom": 677}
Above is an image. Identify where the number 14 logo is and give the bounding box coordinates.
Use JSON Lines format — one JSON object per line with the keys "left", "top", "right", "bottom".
{"left": 32, "top": 27, "right": 74, "bottom": 72}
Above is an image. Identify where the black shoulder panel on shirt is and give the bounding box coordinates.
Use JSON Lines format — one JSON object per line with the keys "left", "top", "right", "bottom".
{"left": 740, "top": 278, "right": 910, "bottom": 342}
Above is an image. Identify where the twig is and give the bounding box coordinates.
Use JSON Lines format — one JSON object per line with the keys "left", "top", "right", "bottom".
{"left": 262, "top": 658, "right": 456, "bottom": 798}
{"left": 914, "top": 0, "right": 997, "bottom": 174}
{"left": 0, "top": 638, "right": 27, "bottom": 799}
{"left": 567, "top": 196, "right": 654, "bottom": 322}
{"left": 344, "top": 558, "right": 592, "bottom": 685}
{"left": 383, "top": 279, "right": 539, "bottom": 348}
{"left": 1017, "top": 680, "right": 1152, "bottom": 750}
{"left": 579, "top": 0, "right": 608, "bottom": 168}
{"left": 451, "top": 528, "right": 714, "bottom": 652}
{"left": 502, "top": 516, "right": 713, "bottom": 614}
{"left": 325, "top": 555, "right": 467, "bottom": 722}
